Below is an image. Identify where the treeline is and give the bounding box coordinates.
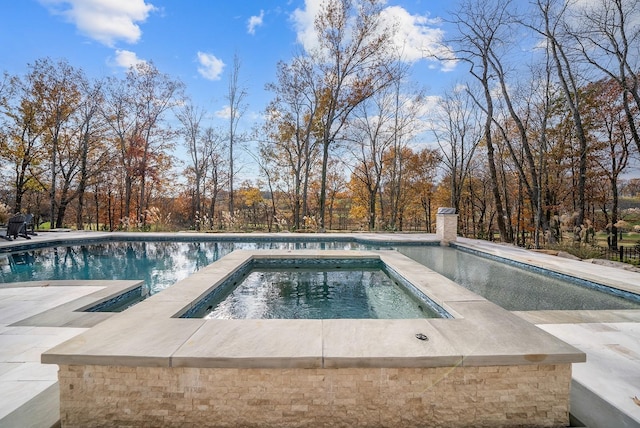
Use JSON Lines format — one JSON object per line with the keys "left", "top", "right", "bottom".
{"left": 1, "top": 0, "right": 639, "bottom": 249}
{"left": 0, "top": 57, "right": 184, "bottom": 231}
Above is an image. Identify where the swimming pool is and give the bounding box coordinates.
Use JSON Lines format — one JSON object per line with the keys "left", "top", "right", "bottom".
{"left": 43, "top": 247, "right": 584, "bottom": 428}
{"left": 0, "top": 240, "right": 368, "bottom": 294}
{"left": 1, "top": 238, "right": 639, "bottom": 312}
{"left": 397, "top": 245, "right": 640, "bottom": 311}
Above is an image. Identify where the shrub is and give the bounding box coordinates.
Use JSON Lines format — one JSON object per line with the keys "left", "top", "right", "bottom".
{"left": 0, "top": 202, "right": 9, "bottom": 224}
{"left": 546, "top": 243, "right": 604, "bottom": 260}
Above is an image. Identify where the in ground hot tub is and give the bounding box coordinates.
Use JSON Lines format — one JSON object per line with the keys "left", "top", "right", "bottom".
{"left": 182, "top": 255, "right": 448, "bottom": 320}
{"left": 43, "top": 250, "right": 585, "bottom": 428}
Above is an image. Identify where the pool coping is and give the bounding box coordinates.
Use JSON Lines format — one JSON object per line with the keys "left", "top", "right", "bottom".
{"left": 8, "top": 279, "right": 145, "bottom": 329}
{"left": 41, "top": 250, "right": 585, "bottom": 369}
{"left": 0, "top": 231, "right": 442, "bottom": 254}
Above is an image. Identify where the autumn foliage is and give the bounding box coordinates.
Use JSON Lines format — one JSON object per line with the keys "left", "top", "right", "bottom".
{"left": 1, "top": 0, "right": 639, "bottom": 248}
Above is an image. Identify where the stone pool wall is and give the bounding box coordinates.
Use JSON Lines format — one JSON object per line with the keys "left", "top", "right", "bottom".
{"left": 58, "top": 363, "right": 572, "bottom": 427}
{"left": 45, "top": 251, "right": 584, "bottom": 427}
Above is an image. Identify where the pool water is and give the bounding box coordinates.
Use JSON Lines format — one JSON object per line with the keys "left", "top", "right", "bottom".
{"left": 2, "top": 239, "right": 639, "bottom": 312}
{"left": 200, "top": 267, "right": 438, "bottom": 320}
{"left": 0, "top": 241, "right": 368, "bottom": 295}
{"left": 398, "top": 245, "right": 640, "bottom": 311}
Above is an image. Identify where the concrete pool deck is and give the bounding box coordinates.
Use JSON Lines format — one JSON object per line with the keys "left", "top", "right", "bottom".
{"left": 1, "top": 231, "right": 639, "bottom": 426}
{"left": 456, "top": 238, "right": 640, "bottom": 427}
{"left": 0, "top": 278, "right": 143, "bottom": 427}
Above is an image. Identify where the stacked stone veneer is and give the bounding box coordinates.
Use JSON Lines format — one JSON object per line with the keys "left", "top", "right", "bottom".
{"left": 436, "top": 208, "right": 458, "bottom": 245}
{"left": 58, "top": 363, "right": 571, "bottom": 428}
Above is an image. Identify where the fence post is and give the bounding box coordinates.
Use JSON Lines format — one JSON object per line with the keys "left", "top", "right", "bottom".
{"left": 619, "top": 246, "right": 624, "bottom": 262}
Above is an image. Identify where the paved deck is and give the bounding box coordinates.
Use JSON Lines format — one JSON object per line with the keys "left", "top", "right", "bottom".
{"left": 457, "top": 238, "right": 640, "bottom": 427}
{"left": 0, "top": 285, "right": 92, "bottom": 428}
{"left": 0, "top": 275, "right": 142, "bottom": 428}
{"left": 1, "top": 231, "right": 640, "bottom": 427}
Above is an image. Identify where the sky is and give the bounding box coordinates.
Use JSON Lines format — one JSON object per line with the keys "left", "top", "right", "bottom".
{"left": 2, "top": 0, "right": 639, "bottom": 182}
{"left": 0, "top": 0, "right": 460, "bottom": 129}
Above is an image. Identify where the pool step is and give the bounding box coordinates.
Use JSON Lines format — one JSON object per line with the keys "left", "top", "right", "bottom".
{"left": 571, "top": 380, "right": 638, "bottom": 428}
{"left": 0, "top": 383, "right": 60, "bottom": 428}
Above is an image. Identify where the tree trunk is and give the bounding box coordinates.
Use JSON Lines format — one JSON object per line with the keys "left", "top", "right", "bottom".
{"left": 368, "top": 188, "right": 377, "bottom": 231}
{"left": 56, "top": 200, "right": 68, "bottom": 228}
{"left": 482, "top": 74, "right": 508, "bottom": 241}
{"left": 76, "top": 126, "right": 90, "bottom": 230}
{"left": 49, "top": 138, "right": 57, "bottom": 228}
{"left": 546, "top": 16, "right": 588, "bottom": 228}
{"left": 318, "top": 140, "right": 330, "bottom": 232}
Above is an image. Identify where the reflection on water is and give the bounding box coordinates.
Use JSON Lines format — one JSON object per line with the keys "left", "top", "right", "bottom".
{"left": 0, "top": 241, "right": 364, "bottom": 295}
{"left": 2, "top": 252, "right": 37, "bottom": 268}
{"left": 204, "top": 268, "right": 437, "bottom": 320}
{"left": 2, "top": 240, "right": 639, "bottom": 313}
{"left": 398, "top": 245, "right": 640, "bottom": 311}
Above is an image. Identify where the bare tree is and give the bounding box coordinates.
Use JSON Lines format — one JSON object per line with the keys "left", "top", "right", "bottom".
{"left": 102, "top": 62, "right": 183, "bottom": 225}
{"left": 203, "top": 127, "right": 228, "bottom": 229}
{"left": 531, "top": 0, "right": 590, "bottom": 231}
{"left": 384, "top": 75, "right": 428, "bottom": 230}
{"left": 75, "top": 77, "right": 112, "bottom": 230}
{"left": 449, "top": 0, "right": 512, "bottom": 241}
{"left": 569, "top": 0, "right": 640, "bottom": 153}
{"left": 346, "top": 85, "right": 398, "bottom": 230}
{"left": 101, "top": 75, "right": 136, "bottom": 220}
{"left": 32, "top": 58, "right": 83, "bottom": 226}
{"left": 433, "top": 84, "right": 482, "bottom": 215}
{"left": 176, "top": 100, "right": 209, "bottom": 228}
{"left": 225, "top": 54, "right": 248, "bottom": 215}
{"left": 527, "top": 58, "right": 556, "bottom": 246}
{"left": 244, "top": 138, "right": 281, "bottom": 232}
{"left": 264, "top": 57, "right": 321, "bottom": 229}
{"left": 130, "top": 63, "right": 183, "bottom": 225}
{"left": 307, "top": 0, "right": 394, "bottom": 231}
{"left": 49, "top": 74, "right": 111, "bottom": 229}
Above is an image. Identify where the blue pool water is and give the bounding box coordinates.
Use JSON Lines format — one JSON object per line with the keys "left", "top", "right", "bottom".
{"left": 1, "top": 239, "right": 639, "bottom": 312}
{"left": 197, "top": 266, "right": 439, "bottom": 319}
{"left": 0, "top": 241, "right": 368, "bottom": 295}
{"left": 398, "top": 245, "right": 640, "bottom": 311}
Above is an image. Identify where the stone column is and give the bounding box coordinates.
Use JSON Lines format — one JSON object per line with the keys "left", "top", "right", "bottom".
{"left": 436, "top": 207, "right": 458, "bottom": 245}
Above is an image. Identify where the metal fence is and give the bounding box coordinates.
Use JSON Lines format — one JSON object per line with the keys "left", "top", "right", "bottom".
{"left": 596, "top": 243, "right": 640, "bottom": 264}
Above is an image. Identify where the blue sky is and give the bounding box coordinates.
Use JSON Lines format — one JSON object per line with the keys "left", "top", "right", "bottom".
{"left": 1, "top": 0, "right": 460, "bottom": 130}
{"left": 3, "top": 0, "right": 639, "bottom": 182}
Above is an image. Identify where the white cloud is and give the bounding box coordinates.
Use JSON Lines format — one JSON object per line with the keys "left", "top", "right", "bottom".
{"left": 291, "top": 0, "right": 322, "bottom": 52}
{"left": 39, "top": 0, "right": 155, "bottom": 47}
{"left": 453, "top": 83, "right": 468, "bottom": 94}
{"left": 290, "top": 0, "right": 457, "bottom": 71}
{"left": 113, "top": 49, "right": 147, "bottom": 69}
{"left": 215, "top": 105, "right": 231, "bottom": 119}
{"left": 568, "top": 0, "right": 640, "bottom": 33}
{"left": 197, "top": 52, "right": 225, "bottom": 81}
{"left": 380, "top": 6, "right": 457, "bottom": 71}
{"left": 248, "top": 10, "right": 265, "bottom": 35}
